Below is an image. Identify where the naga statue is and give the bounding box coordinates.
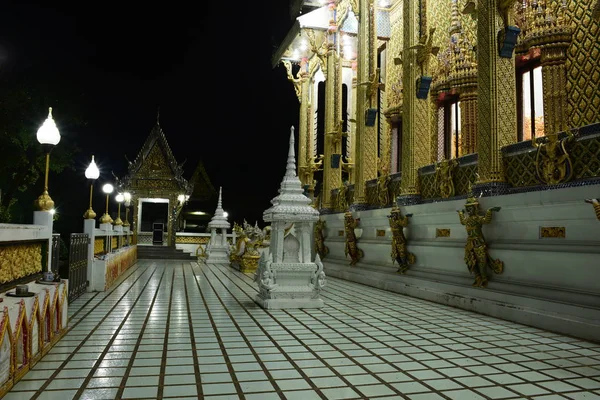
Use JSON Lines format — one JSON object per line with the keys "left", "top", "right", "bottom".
{"left": 344, "top": 211, "right": 363, "bottom": 266}
{"left": 229, "top": 220, "right": 265, "bottom": 273}
{"left": 314, "top": 219, "right": 329, "bottom": 260}
{"left": 457, "top": 185, "right": 503, "bottom": 288}
{"left": 388, "top": 206, "right": 416, "bottom": 274}
{"left": 585, "top": 198, "right": 600, "bottom": 221}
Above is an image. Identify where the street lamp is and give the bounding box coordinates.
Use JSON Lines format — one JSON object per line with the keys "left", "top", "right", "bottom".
{"left": 83, "top": 155, "right": 100, "bottom": 219}
{"left": 100, "top": 183, "right": 114, "bottom": 224}
{"left": 123, "top": 192, "right": 131, "bottom": 227}
{"left": 34, "top": 107, "right": 61, "bottom": 211}
{"left": 114, "top": 193, "right": 124, "bottom": 225}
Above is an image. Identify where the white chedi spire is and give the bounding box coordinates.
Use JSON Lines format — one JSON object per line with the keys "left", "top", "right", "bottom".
{"left": 263, "top": 126, "right": 320, "bottom": 223}
{"left": 208, "top": 187, "right": 230, "bottom": 229}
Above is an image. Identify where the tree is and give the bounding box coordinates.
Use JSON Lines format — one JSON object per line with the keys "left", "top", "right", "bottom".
{"left": 0, "top": 78, "right": 85, "bottom": 222}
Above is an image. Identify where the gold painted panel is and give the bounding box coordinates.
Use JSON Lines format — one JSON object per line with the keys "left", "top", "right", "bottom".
{"left": 0, "top": 242, "right": 43, "bottom": 284}
{"left": 566, "top": 0, "right": 600, "bottom": 127}
{"left": 94, "top": 238, "right": 104, "bottom": 255}
{"left": 376, "top": 229, "right": 386, "bottom": 237}
{"left": 175, "top": 236, "right": 210, "bottom": 244}
{"left": 436, "top": 228, "right": 451, "bottom": 238}
{"left": 540, "top": 227, "right": 566, "bottom": 238}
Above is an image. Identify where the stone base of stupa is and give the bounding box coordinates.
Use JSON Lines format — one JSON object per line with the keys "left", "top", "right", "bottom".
{"left": 254, "top": 262, "right": 325, "bottom": 309}
{"left": 205, "top": 246, "right": 230, "bottom": 264}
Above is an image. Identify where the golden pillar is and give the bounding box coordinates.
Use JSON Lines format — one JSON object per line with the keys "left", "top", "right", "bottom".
{"left": 354, "top": 0, "right": 379, "bottom": 205}
{"left": 347, "top": 62, "right": 358, "bottom": 185}
{"left": 460, "top": 86, "right": 478, "bottom": 155}
{"left": 322, "top": 1, "right": 344, "bottom": 209}
{"left": 400, "top": 0, "right": 431, "bottom": 197}
{"left": 475, "top": 0, "right": 517, "bottom": 185}
{"left": 540, "top": 41, "right": 570, "bottom": 135}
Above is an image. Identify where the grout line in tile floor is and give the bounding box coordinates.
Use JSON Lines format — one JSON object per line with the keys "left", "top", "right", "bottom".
{"left": 5, "top": 260, "right": 600, "bottom": 400}
{"left": 181, "top": 263, "right": 205, "bottom": 398}
{"left": 156, "top": 267, "right": 175, "bottom": 400}
{"left": 26, "top": 264, "right": 157, "bottom": 399}
{"left": 202, "top": 262, "right": 413, "bottom": 399}
{"left": 206, "top": 261, "right": 600, "bottom": 400}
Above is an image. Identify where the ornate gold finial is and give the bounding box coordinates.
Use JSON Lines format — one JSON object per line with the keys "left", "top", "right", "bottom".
{"left": 157, "top": 106, "right": 160, "bottom": 125}
{"left": 465, "top": 182, "right": 479, "bottom": 206}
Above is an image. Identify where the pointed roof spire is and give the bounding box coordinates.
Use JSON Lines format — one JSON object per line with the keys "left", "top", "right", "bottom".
{"left": 263, "top": 126, "right": 319, "bottom": 223}
{"left": 156, "top": 106, "right": 161, "bottom": 125}
{"left": 286, "top": 126, "right": 297, "bottom": 178}
{"left": 208, "top": 186, "right": 230, "bottom": 229}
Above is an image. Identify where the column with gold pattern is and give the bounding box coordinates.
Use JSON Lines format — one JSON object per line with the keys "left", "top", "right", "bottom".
{"left": 353, "top": 0, "right": 379, "bottom": 205}
{"left": 322, "top": 0, "right": 344, "bottom": 209}
{"left": 475, "top": 0, "right": 517, "bottom": 188}
{"left": 399, "top": 0, "right": 431, "bottom": 200}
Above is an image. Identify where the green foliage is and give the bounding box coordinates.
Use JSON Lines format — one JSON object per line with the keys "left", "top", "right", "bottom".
{"left": 0, "top": 79, "right": 85, "bottom": 221}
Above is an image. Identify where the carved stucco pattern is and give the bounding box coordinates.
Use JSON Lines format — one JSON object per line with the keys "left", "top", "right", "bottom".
{"left": 0, "top": 243, "right": 42, "bottom": 284}
{"left": 137, "top": 144, "right": 171, "bottom": 178}
{"left": 476, "top": 0, "right": 517, "bottom": 182}
{"left": 386, "top": 7, "right": 403, "bottom": 110}
{"left": 565, "top": 0, "right": 600, "bottom": 127}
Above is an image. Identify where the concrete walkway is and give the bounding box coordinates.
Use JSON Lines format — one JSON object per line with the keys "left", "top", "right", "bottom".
{"left": 4, "top": 260, "right": 600, "bottom": 400}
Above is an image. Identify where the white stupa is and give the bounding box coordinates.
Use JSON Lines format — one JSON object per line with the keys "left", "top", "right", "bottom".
{"left": 206, "top": 187, "right": 231, "bottom": 263}
{"left": 255, "top": 126, "right": 326, "bottom": 309}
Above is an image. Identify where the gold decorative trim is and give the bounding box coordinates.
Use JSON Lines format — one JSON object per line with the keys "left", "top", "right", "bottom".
{"left": 540, "top": 227, "right": 566, "bottom": 238}
{"left": 376, "top": 229, "right": 386, "bottom": 237}
{"left": 436, "top": 228, "right": 451, "bottom": 237}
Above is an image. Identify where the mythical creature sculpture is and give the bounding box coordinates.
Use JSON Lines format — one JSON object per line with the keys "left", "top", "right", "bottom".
{"left": 314, "top": 219, "right": 329, "bottom": 259}
{"left": 585, "top": 198, "right": 600, "bottom": 221}
{"left": 435, "top": 159, "right": 458, "bottom": 199}
{"left": 406, "top": 27, "right": 440, "bottom": 76}
{"left": 533, "top": 131, "right": 576, "bottom": 185}
{"left": 457, "top": 186, "right": 503, "bottom": 288}
{"left": 388, "top": 206, "right": 415, "bottom": 274}
{"left": 377, "top": 173, "right": 391, "bottom": 207}
{"left": 337, "top": 182, "right": 349, "bottom": 211}
{"left": 230, "top": 220, "right": 266, "bottom": 273}
{"left": 344, "top": 211, "right": 363, "bottom": 266}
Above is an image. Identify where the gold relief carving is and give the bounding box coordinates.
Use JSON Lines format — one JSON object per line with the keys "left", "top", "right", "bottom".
{"left": 435, "top": 159, "right": 458, "bottom": 198}
{"left": 283, "top": 60, "right": 303, "bottom": 102}
{"left": 377, "top": 173, "right": 391, "bottom": 207}
{"left": 137, "top": 144, "right": 171, "bottom": 177}
{"left": 388, "top": 206, "right": 415, "bottom": 273}
{"left": 540, "top": 226, "right": 566, "bottom": 238}
{"left": 111, "top": 237, "right": 117, "bottom": 250}
{"left": 533, "top": 130, "right": 576, "bottom": 185}
{"left": 315, "top": 219, "right": 329, "bottom": 259}
{"left": 376, "top": 229, "right": 386, "bottom": 237}
{"left": 436, "top": 228, "right": 451, "bottom": 237}
{"left": 93, "top": 238, "right": 104, "bottom": 255}
{"left": 338, "top": 230, "right": 345, "bottom": 237}
{"left": 336, "top": 184, "right": 349, "bottom": 211}
{"left": 175, "top": 236, "right": 210, "bottom": 245}
{"left": 344, "top": 211, "right": 363, "bottom": 266}
{"left": 0, "top": 242, "right": 43, "bottom": 284}
{"left": 134, "top": 180, "right": 180, "bottom": 190}
{"left": 457, "top": 184, "right": 504, "bottom": 288}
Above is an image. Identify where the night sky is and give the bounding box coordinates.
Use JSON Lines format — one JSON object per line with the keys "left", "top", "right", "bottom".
{"left": 1, "top": 2, "right": 300, "bottom": 235}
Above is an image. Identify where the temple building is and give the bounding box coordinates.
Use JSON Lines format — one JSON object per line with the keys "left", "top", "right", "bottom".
{"left": 274, "top": 0, "right": 600, "bottom": 340}
{"left": 178, "top": 160, "right": 218, "bottom": 233}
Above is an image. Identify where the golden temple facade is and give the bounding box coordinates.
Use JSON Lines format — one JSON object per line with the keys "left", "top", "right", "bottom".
{"left": 274, "top": 0, "right": 600, "bottom": 211}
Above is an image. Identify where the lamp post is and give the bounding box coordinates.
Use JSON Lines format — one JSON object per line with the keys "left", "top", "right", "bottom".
{"left": 83, "top": 155, "right": 100, "bottom": 219}
{"left": 123, "top": 192, "right": 131, "bottom": 227}
{"left": 114, "top": 193, "right": 124, "bottom": 225}
{"left": 100, "top": 183, "right": 114, "bottom": 224}
{"left": 35, "top": 107, "right": 61, "bottom": 211}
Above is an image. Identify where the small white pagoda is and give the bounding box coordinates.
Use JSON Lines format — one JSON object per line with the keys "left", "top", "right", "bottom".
{"left": 206, "top": 187, "right": 231, "bottom": 263}
{"left": 255, "top": 127, "right": 326, "bottom": 309}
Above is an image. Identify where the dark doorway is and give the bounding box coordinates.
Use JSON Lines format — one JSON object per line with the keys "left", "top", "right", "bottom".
{"left": 141, "top": 202, "right": 168, "bottom": 232}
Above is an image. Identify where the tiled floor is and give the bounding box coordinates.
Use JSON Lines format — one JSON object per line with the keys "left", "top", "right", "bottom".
{"left": 5, "top": 260, "right": 600, "bottom": 400}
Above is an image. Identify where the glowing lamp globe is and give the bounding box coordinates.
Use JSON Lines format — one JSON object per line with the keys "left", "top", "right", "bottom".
{"left": 123, "top": 192, "right": 132, "bottom": 207}
{"left": 37, "top": 107, "right": 61, "bottom": 146}
{"left": 102, "top": 184, "right": 114, "bottom": 194}
{"left": 115, "top": 193, "right": 124, "bottom": 203}
{"left": 85, "top": 156, "right": 100, "bottom": 180}
{"left": 178, "top": 194, "right": 185, "bottom": 203}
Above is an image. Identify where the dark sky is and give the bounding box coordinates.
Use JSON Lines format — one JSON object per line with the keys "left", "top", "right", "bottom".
{"left": 1, "top": 1, "right": 300, "bottom": 233}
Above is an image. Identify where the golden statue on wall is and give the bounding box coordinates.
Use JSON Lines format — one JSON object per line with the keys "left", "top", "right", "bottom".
{"left": 388, "top": 206, "right": 415, "bottom": 274}
{"left": 533, "top": 131, "right": 576, "bottom": 185}
{"left": 457, "top": 186, "right": 504, "bottom": 288}
{"left": 377, "top": 173, "right": 391, "bottom": 207}
{"left": 435, "top": 159, "right": 458, "bottom": 199}
{"left": 585, "top": 198, "right": 600, "bottom": 221}
{"left": 314, "top": 219, "right": 329, "bottom": 260}
{"left": 344, "top": 211, "right": 363, "bottom": 266}
{"left": 337, "top": 183, "right": 349, "bottom": 211}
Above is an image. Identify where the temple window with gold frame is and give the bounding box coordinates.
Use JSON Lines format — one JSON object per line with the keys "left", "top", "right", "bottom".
{"left": 437, "top": 94, "right": 462, "bottom": 160}
{"left": 517, "top": 50, "right": 544, "bottom": 142}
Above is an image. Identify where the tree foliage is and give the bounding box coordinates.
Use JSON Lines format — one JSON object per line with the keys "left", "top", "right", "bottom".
{"left": 0, "top": 79, "right": 85, "bottom": 222}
